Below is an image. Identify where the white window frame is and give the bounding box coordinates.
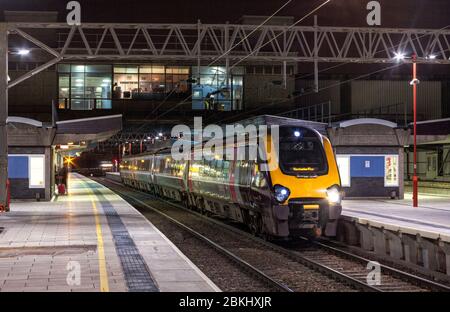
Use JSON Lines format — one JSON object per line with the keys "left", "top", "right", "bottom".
{"left": 28, "top": 155, "right": 46, "bottom": 189}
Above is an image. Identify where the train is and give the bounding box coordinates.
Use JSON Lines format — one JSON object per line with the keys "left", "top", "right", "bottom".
{"left": 119, "top": 116, "right": 342, "bottom": 239}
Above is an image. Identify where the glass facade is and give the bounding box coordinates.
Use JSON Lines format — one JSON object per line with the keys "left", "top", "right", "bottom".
{"left": 57, "top": 64, "right": 243, "bottom": 111}
{"left": 58, "top": 64, "right": 112, "bottom": 110}
{"left": 191, "top": 66, "right": 244, "bottom": 111}
{"left": 113, "top": 65, "right": 189, "bottom": 100}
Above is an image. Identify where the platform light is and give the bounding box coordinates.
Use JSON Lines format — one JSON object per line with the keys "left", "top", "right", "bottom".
{"left": 294, "top": 131, "right": 301, "bottom": 138}
{"left": 394, "top": 52, "right": 406, "bottom": 61}
{"left": 17, "top": 49, "right": 30, "bottom": 56}
{"left": 158, "top": 132, "right": 163, "bottom": 137}
{"left": 428, "top": 54, "right": 437, "bottom": 60}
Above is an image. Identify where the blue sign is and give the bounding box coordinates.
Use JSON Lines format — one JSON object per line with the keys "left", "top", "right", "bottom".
{"left": 350, "top": 156, "right": 384, "bottom": 178}
{"left": 8, "top": 156, "right": 29, "bottom": 179}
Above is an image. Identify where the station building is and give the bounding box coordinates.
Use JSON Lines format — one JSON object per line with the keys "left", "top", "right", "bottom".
{"left": 6, "top": 115, "right": 122, "bottom": 201}
{"left": 3, "top": 11, "right": 450, "bottom": 201}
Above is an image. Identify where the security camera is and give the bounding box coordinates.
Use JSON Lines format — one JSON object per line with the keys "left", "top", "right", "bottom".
{"left": 410, "top": 78, "right": 420, "bottom": 86}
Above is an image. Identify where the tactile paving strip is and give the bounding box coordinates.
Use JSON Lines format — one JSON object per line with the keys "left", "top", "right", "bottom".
{"left": 93, "top": 188, "right": 159, "bottom": 292}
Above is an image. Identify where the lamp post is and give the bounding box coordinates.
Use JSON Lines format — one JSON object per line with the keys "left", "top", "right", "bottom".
{"left": 396, "top": 51, "right": 420, "bottom": 207}
{"left": 411, "top": 54, "right": 418, "bottom": 208}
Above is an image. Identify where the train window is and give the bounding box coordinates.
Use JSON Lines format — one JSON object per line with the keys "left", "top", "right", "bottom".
{"left": 198, "top": 159, "right": 206, "bottom": 177}
{"left": 223, "top": 161, "right": 230, "bottom": 180}
{"left": 205, "top": 159, "right": 214, "bottom": 179}
{"left": 215, "top": 160, "right": 224, "bottom": 180}
{"left": 238, "top": 161, "right": 251, "bottom": 186}
{"left": 279, "top": 138, "right": 327, "bottom": 176}
{"left": 252, "top": 165, "right": 268, "bottom": 189}
{"left": 153, "top": 158, "right": 159, "bottom": 173}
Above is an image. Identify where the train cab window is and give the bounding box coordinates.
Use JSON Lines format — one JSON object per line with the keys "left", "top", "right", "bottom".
{"left": 278, "top": 128, "right": 328, "bottom": 176}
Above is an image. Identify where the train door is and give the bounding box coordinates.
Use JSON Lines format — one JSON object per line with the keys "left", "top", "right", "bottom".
{"left": 249, "top": 163, "right": 272, "bottom": 211}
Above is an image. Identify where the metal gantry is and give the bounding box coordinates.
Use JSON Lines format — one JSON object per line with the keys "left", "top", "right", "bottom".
{"left": 6, "top": 22, "right": 450, "bottom": 66}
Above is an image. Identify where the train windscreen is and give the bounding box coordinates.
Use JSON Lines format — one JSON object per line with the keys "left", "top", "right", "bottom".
{"left": 278, "top": 127, "right": 328, "bottom": 176}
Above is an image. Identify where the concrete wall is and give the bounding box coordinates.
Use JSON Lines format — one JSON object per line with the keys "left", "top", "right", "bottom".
{"left": 293, "top": 79, "right": 443, "bottom": 122}
{"left": 8, "top": 69, "right": 57, "bottom": 122}
{"left": 244, "top": 74, "right": 295, "bottom": 110}
{"left": 405, "top": 146, "right": 450, "bottom": 181}
{"left": 351, "top": 80, "right": 442, "bottom": 120}
{"left": 295, "top": 80, "right": 341, "bottom": 115}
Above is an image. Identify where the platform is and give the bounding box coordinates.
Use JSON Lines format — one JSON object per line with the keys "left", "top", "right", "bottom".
{"left": 340, "top": 193, "right": 450, "bottom": 276}
{"left": 342, "top": 193, "right": 450, "bottom": 241}
{"left": 0, "top": 173, "right": 220, "bottom": 292}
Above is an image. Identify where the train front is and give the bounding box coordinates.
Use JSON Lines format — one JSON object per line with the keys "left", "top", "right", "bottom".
{"left": 267, "top": 126, "right": 342, "bottom": 238}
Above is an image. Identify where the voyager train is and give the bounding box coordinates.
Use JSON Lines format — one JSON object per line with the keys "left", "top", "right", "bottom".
{"left": 120, "top": 116, "right": 342, "bottom": 239}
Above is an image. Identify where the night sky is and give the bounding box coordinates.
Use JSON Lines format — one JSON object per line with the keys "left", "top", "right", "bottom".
{"left": 0, "top": 0, "right": 449, "bottom": 29}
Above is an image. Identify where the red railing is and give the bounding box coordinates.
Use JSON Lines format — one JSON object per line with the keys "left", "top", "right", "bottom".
{"left": 0, "top": 179, "right": 9, "bottom": 212}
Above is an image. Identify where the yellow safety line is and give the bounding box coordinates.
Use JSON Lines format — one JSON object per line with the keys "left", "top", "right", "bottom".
{"left": 90, "top": 196, "right": 110, "bottom": 292}
{"left": 74, "top": 175, "right": 109, "bottom": 292}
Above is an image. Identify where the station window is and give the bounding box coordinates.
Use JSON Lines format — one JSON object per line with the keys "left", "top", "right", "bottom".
{"left": 113, "top": 65, "right": 190, "bottom": 100}
{"left": 58, "top": 64, "right": 112, "bottom": 110}
{"left": 191, "top": 66, "right": 244, "bottom": 111}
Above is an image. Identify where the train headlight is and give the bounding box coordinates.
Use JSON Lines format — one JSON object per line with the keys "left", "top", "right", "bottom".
{"left": 327, "top": 186, "right": 341, "bottom": 205}
{"left": 274, "top": 185, "right": 290, "bottom": 203}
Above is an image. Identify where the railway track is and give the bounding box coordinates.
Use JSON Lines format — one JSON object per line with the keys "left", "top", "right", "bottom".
{"left": 287, "top": 239, "right": 450, "bottom": 292}
{"left": 96, "top": 177, "right": 450, "bottom": 292}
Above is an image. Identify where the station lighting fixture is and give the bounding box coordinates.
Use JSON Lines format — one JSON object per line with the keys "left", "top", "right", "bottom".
{"left": 427, "top": 54, "right": 437, "bottom": 60}
{"left": 394, "top": 52, "right": 406, "bottom": 61}
{"left": 17, "top": 49, "right": 31, "bottom": 56}
{"left": 294, "top": 131, "right": 301, "bottom": 138}
{"left": 158, "top": 132, "right": 163, "bottom": 137}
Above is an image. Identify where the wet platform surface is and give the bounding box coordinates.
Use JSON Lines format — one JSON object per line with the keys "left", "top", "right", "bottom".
{"left": 342, "top": 193, "right": 450, "bottom": 241}
{"left": 0, "top": 173, "right": 220, "bottom": 292}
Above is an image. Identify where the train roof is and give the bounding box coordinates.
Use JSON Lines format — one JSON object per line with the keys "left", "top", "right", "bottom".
{"left": 122, "top": 115, "right": 328, "bottom": 160}
{"left": 233, "top": 115, "right": 328, "bottom": 135}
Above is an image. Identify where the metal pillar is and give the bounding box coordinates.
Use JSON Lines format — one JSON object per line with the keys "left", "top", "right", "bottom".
{"left": 412, "top": 55, "right": 419, "bottom": 208}
{"left": 313, "top": 15, "right": 319, "bottom": 93}
{"left": 197, "top": 19, "right": 201, "bottom": 82}
{"left": 0, "top": 23, "right": 9, "bottom": 211}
